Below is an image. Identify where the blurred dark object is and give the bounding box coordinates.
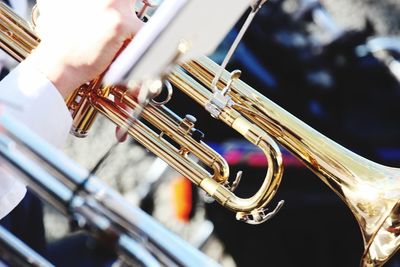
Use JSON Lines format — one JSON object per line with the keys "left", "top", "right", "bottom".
{"left": 47, "top": 233, "right": 115, "bottom": 267}
{"left": 0, "top": 191, "right": 46, "bottom": 256}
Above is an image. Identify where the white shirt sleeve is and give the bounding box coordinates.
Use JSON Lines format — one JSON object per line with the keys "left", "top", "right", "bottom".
{"left": 0, "top": 59, "right": 72, "bottom": 219}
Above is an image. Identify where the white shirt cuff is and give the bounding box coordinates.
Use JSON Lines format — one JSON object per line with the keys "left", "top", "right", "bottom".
{"left": 0, "top": 177, "right": 27, "bottom": 219}
{"left": 0, "top": 59, "right": 72, "bottom": 147}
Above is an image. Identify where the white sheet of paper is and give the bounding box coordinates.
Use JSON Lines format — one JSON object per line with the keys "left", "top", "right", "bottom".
{"left": 104, "top": 0, "right": 253, "bottom": 84}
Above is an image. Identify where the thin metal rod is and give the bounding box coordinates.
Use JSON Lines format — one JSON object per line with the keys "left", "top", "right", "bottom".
{"left": 211, "top": 1, "right": 267, "bottom": 90}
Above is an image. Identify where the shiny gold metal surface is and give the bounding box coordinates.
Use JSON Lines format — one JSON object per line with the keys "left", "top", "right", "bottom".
{"left": 0, "top": 3, "right": 37, "bottom": 61}
{"left": 1, "top": 2, "right": 399, "bottom": 265}
{"left": 176, "top": 56, "right": 400, "bottom": 266}
{"left": 0, "top": 3, "right": 284, "bottom": 225}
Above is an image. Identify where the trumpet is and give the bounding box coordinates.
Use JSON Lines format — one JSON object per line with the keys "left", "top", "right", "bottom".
{"left": 0, "top": 2, "right": 284, "bottom": 224}
{"left": 0, "top": 2, "right": 399, "bottom": 266}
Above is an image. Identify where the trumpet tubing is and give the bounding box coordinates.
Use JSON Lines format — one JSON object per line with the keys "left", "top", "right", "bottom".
{"left": 169, "top": 67, "right": 283, "bottom": 213}
{"left": 1, "top": 2, "right": 399, "bottom": 266}
{"left": 0, "top": 2, "right": 283, "bottom": 224}
{"left": 0, "top": 3, "right": 37, "bottom": 60}
{"left": 90, "top": 82, "right": 283, "bottom": 220}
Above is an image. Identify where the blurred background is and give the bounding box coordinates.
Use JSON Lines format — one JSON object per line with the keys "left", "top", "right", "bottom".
{"left": 2, "top": 0, "right": 400, "bottom": 266}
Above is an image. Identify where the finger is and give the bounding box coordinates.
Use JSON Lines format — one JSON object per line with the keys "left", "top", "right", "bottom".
{"left": 115, "top": 126, "right": 128, "bottom": 142}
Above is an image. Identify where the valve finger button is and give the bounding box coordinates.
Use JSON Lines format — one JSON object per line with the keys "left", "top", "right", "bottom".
{"left": 179, "top": 114, "right": 196, "bottom": 134}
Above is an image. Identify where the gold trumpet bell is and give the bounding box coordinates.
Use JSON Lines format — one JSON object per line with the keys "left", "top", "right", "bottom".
{"left": 342, "top": 165, "right": 400, "bottom": 266}
{"left": 2, "top": 1, "right": 400, "bottom": 264}
{"left": 364, "top": 203, "right": 400, "bottom": 267}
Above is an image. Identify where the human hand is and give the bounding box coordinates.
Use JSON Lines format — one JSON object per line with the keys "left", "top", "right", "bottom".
{"left": 27, "top": 0, "right": 143, "bottom": 98}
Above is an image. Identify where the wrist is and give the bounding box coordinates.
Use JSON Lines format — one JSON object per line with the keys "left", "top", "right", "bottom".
{"left": 27, "top": 44, "right": 77, "bottom": 98}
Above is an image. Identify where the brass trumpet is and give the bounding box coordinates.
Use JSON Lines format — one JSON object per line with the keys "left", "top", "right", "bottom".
{"left": 0, "top": 2, "right": 283, "bottom": 225}
{"left": 1, "top": 2, "right": 400, "bottom": 266}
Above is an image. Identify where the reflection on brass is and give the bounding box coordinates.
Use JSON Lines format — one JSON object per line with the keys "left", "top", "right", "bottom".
{"left": 1, "top": 2, "right": 400, "bottom": 266}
